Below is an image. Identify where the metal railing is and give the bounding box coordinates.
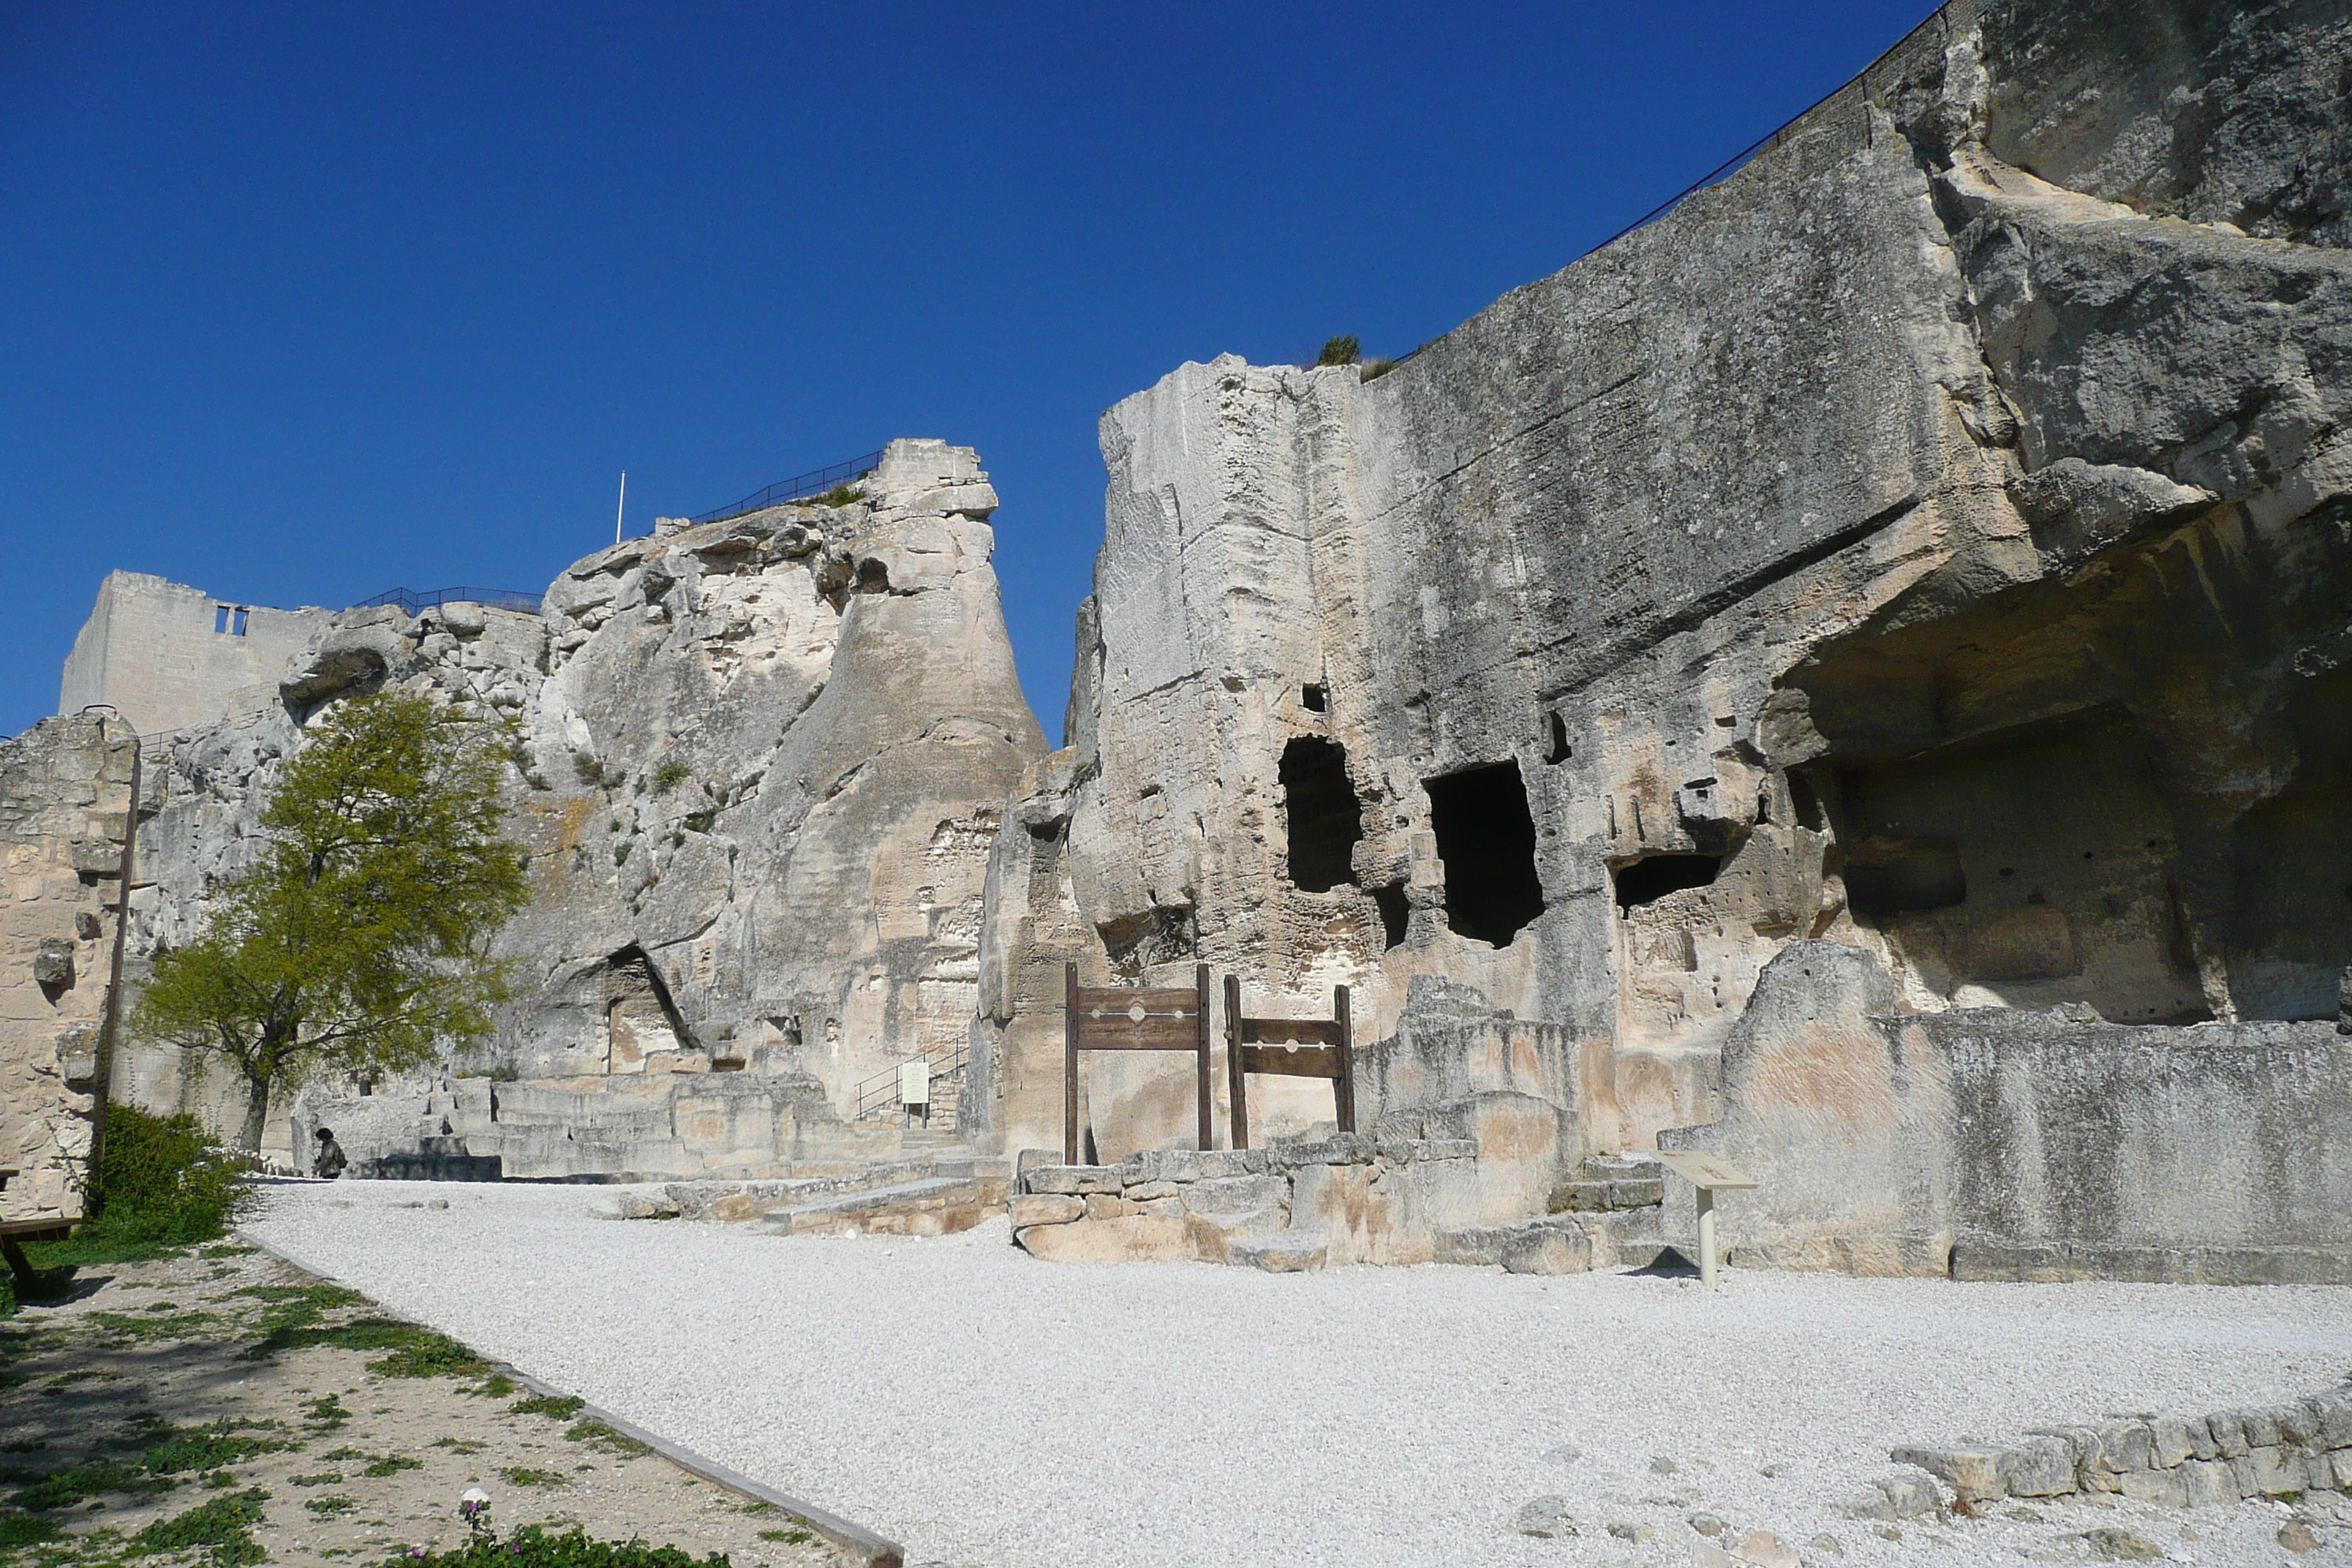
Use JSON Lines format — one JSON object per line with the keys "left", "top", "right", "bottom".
{"left": 692, "top": 451, "right": 885, "bottom": 527}
{"left": 357, "top": 587, "right": 543, "bottom": 617}
{"left": 851, "top": 1042, "right": 968, "bottom": 1121}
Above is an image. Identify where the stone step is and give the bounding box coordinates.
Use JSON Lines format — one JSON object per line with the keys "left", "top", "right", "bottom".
{"left": 1550, "top": 1153, "right": 1665, "bottom": 1213}
{"left": 1433, "top": 1216, "right": 1594, "bottom": 1275}
{"left": 760, "top": 1155, "right": 978, "bottom": 1204}
{"left": 755, "top": 1175, "right": 1000, "bottom": 1237}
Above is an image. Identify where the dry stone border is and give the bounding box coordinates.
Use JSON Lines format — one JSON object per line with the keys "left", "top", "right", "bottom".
{"left": 1890, "top": 1378, "right": 2352, "bottom": 1508}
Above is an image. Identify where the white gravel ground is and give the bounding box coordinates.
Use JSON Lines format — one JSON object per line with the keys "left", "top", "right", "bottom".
{"left": 245, "top": 1180, "right": 2352, "bottom": 1568}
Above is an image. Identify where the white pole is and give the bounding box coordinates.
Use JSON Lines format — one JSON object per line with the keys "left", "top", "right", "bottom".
{"left": 1697, "top": 1186, "right": 1719, "bottom": 1288}
{"left": 614, "top": 471, "right": 627, "bottom": 544}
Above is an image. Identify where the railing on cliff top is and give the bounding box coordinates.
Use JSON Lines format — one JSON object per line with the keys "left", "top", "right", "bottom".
{"left": 691, "top": 450, "right": 886, "bottom": 528}
{"left": 355, "top": 587, "right": 545, "bottom": 616}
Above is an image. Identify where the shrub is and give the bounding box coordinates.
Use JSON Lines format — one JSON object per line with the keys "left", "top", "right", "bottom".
{"left": 813, "top": 483, "right": 867, "bottom": 508}
{"left": 31, "top": 1106, "right": 249, "bottom": 1268}
{"left": 1316, "top": 335, "right": 1361, "bottom": 367}
{"left": 649, "top": 758, "right": 692, "bottom": 797}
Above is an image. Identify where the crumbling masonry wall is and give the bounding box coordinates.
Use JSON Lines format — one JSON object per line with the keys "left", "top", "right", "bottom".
{"left": 0, "top": 715, "right": 137, "bottom": 1224}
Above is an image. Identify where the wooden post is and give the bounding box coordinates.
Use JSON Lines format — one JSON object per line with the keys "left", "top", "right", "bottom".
{"left": 1194, "top": 963, "right": 1213, "bottom": 1153}
{"left": 1224, "top": 973, "right": 1246, "bottom": 1151}
{"left": 1063, "top": 962, "right": 1080, "bottom": 1166}
{"left": 1333, "top": 984, "right": 1355, "bottom": 1134}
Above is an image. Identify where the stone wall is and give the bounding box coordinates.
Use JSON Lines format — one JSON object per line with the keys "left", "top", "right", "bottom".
{"left": 1657, "top": 941, "right": 2352, "bottom": 1283}
{"left": 969, "top": 0, "right": 2352, "bottom": 1281}
{"left": 116, "top": 439, "right": 1046, "bottom": 1176}
{"left": 1892, "top": 1380, "right": 2352, "bottom": 1508}
{"left": 0, "top": 715, "right": 137, "bottom": 1224}
{"left": 60, "top": 570, "right": 331, "bottom": 737}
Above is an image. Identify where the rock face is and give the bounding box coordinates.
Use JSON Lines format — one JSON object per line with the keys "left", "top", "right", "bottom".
{"left": 120, "top": 440, "right": 1046, "bottom": 1173}
{"left": 0, "top": 715, "right": 138, "bottom": 1224}
{"left": 971, "top": 0, "right": 2352, "bottom": 1276}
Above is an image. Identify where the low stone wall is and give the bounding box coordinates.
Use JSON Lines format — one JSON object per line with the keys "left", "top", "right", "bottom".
{"left": 1892, "top": 1381, "right": 2352, "bottom": 1508}
{"left": 1013, "top": 1134, "right": 1488, "bottom": 1270}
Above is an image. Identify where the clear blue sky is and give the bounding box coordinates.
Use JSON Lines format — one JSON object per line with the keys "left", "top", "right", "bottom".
{"left": 3, "top": 1, "right": 1934, "bottom": 743}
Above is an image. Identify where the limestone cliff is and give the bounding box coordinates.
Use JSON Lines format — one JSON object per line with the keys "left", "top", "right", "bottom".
{"left": 122, "top": 440, "right": 1045, "bottom": 1174}
{"left": 973, "top": 0, "right": 2352, "bottom": 1285}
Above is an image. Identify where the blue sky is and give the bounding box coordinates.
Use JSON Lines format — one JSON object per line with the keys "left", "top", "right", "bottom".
{"left": 2, "top": 1, "right": 1934, "bottom": 742}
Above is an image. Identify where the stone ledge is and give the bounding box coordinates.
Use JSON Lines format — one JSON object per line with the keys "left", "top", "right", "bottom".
{"left": 1951, "top": 1237, "right": 2352, "bottom": 1286}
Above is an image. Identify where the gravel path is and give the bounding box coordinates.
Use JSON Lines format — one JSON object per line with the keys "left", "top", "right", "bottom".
{"left": 246, "top": 1180, "right": 2352, "bottom": 1568}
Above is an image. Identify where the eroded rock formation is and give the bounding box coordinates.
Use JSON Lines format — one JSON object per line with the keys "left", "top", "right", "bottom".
{"left": 973, "top": 0, "right": 2352, "bottom": 1278}
{"left": 120, "top": 440, "right": 1045, "bottom": 1174}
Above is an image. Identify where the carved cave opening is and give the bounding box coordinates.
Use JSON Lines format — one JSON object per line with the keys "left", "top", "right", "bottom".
{"left": 1423, "top": 759, "right": 1545, "bottom": 947}
{"left": 1372, "top": 883, "right": 1411, "bottom": 949}
{"left": 1820, "top": 709, "right": 2208, "bottom": 1022}
{"left": 1281, "top": 736, "right": 1362, "bottom": 893}
{"left": 1614, "top": 853, "right": 1721, "bottom": 909}
{"left": 603, "top": 943, "right": 696, "bottom": 1072}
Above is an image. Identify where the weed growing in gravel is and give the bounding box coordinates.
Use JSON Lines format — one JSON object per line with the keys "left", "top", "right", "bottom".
{"left": 290, "top": 1474, "right": 343, "bottom": 1488}
{"left": 321, "top": 1449, "right": 366, "bottom": 1463}
{"left": 562, "top": 1422, "right": 648, "bottom": 1458}
{"left": 360, "top": 1456, "right": 420, "bottom": 1480}
{"left": 246, "top": 1316, "right": 485, "bottom": 1379}
{"left": 304, "top": 1393, "right": 352, "bottom": 1431}
{"left": 128, "top": 1487, "right": 269, "bottom": 1566}
{"left": 430, "top": 1440, "right": 484, "bottom": 1456}
{"left": 753, "top": 1530, "right": 813, "bottom": 1547}
{"left": 466, "top": 1375, "right": 516, "bottom": 1399}
{"left": 197, "top": 1246, "right": 257, "bottom": 1260}
{"left": 201, "top": 1473, "right": 236, "bottom": 1490}
{"left": 508, "top": 1395, "right": 583, "bottom": 1420}
{"left": 7, "top": 1459, "right": 173, "bottom": 1512}
{"left": 497, "top": 1468, "right": 568, "bottom": 1489}
{"left": 728, "top": 1502, "right": 771, "bottom": 1516}
{"left": 393, "top": 1523, "right": 731, "bottom": 1568}
{"left": 137, "top": 1421, "right": 289, "bottom": 1475}
{"left": 84, "top": 1311, "right": 219, "bottom": 1344}
{"left": 304, "top": 1496, "right": 355, "bottom": 1516}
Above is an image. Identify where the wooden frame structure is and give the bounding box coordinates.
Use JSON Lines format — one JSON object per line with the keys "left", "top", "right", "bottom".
{"left": 1064, "top": 962, "right": 1213, "bottom": 1165}
{"left": 1223, "top": 976, "right": 1354, "bottom": 1150}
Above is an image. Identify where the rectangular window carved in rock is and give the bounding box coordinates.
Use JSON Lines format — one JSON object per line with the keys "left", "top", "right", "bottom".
{"left": 1422, "top": 759, "right": 1545, "bottom": 946}
{"left": 1281, "top": 736, "right": 1362, "bottom": 892}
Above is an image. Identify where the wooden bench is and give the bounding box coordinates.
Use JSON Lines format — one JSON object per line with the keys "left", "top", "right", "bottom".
{"left": 1222, "top": 978, "right": 1354, "bottom": 1150}
{"left": 0, "top": 1168, "right": 76, "bottom": 1286}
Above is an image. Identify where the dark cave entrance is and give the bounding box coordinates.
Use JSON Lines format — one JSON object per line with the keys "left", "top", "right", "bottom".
{"left": 1423, "top": 760, "right": 1545, "bottom": 946}
{"left": 1281, "top": 736, "right": 1362, "bottom": 893}
{"left": 1614, "top": 853, "right": 1722, "bottom": 909}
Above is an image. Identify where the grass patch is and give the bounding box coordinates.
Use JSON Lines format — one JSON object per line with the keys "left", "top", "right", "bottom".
{"left": 394, "top": 1524, "right": 731, "bottom": 1568}
{"left": 0, "top": 1511, "right": 63, "bottom": 1548}
{"left": 497, "top": 1468, "right": 568, "bottom": 1490}
{"left": 431, "top": 1439, "right": 485, "bottom": 1455}
{"left": 467, "top": 1374, "right": 516, "bottom": 1399}
{"left": 304, "top": 1392, "right": 353, "bottom": 1431}
{"left": 245, "top": 1315, "right": 485, "bottom": 1379}
{"left": 754, "top": 1529, "right": 813, "bottom": 1546}
{"left": 83, "top": 1311, "right": 220, "bottom": 1343}
{"left": 197, "top": 1245, "right": 257, "bottom": 1259}
{"left": 128, "top": 1487, "right": 268, "bottom": 1566}
{"left": 8, "top": 1459, "right": 174, "bottom": 1512}
{"left": 320, "top": 1449, "right": 366, "bottom": 1463}
{"left": 508, "top": 1395, "right": 583, "bottom": 1420}
{"left": 562, "top": 1422, "right": 648, "bottom": 1458}
{"left": 359, "top": 1456, "right": 419, "bottom": 1479}
{"left": 289, "top": 1473, "right": 343, "bottom": 1488}
{"left": 304, "top": 1495, "right": 355, "bottom": 1516}
{"left": 137, "top": 1422, "right": 288, "bottom": 1475}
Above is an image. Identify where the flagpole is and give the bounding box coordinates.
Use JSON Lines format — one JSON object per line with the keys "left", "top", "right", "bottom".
{"left": 614, "top": 471, "right": 627, "bottom": 545}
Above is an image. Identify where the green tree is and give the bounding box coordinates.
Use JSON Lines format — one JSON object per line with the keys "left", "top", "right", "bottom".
{"left": 133, "top": 691, "right": 531, "bottom": 1151}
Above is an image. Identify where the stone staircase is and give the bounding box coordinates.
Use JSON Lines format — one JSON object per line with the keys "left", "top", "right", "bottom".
{"left": 1431, "top": 1153, "right": 1671, "bottom": 1275}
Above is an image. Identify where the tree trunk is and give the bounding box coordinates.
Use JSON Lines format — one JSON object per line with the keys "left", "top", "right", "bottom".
{"left": 236, "top": 1066, "right": 271, "bottom": 1153}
